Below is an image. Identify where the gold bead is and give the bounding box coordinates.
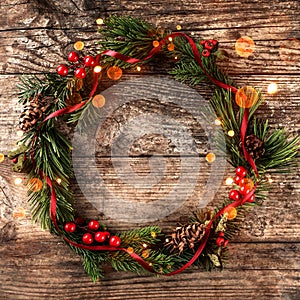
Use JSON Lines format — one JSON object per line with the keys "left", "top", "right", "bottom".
{"left": 152, "top": 40, "right": 160, "bottom": 48}
{"left": 92, "top": 94, "right": 106, "bottom": 108}
{"left": 107, "top": 66, "right": 122, "bottom": 80}
{"left": 235, "top": 36, "right": 255, "bottom": 58}
{"left": 176, "top": 25, "right": 182, "bottom": 30}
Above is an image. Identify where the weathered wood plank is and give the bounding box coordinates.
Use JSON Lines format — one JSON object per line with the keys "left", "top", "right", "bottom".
{"left": 0, "top": 0, "right": 299, "bottom": 299}
{"left": 0, "top": 223, "right": 299, "bottom": 299}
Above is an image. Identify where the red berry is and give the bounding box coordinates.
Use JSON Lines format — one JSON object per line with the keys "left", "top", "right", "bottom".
{"left": 200, "top": 40, "right": 206, "bottom": 46}
{"left": 216, "top": 237, "right": 225, "bottom": 247}
{"left": 75, "top": 67, "right": 86, "bottom": 79}
{"left": 234, "top": 175, "right": 242, "bottom": 184}
{"left": 109, "top": 236, "right": 121, "bottom": 247}
{"left": 64, "top": 222, "right": 76, "bottom": 233}
{"left": 88, "top": 220, "right": 100, "bottom": 231}
{"left": 204, "top": 41, "right": 214, "bottom": 50}
{"left": 12, "top": 157, "right": 18, "bottom": 164}
{"left": 229, "top": 189, "right": 241, "bottom": 201}
{"left": 56, "top": 64, "right": 69, "bottom": 76}
{"left": 94, "top": 231, "right": 107, "bottom": 243}
{"left": 68, "top": 51, "right": 79, "bottom": 62}
{"left": 223, "top": 239, "right": 229, "bottom": 247}
{"left": 235, "top": 166, "right": 247, "bottom": 178}
{"left": 83, "top": 55, "right": 95, "bottom": 67}
{"left": 239, "top": 185, "right": 251, "bottom": 195}
{"left": 209, "top": 39, "right": 218, "bottom": 46}
{"left": 248, "top": 194, "right": 255, "bottom": 203}
{"left": 202, "top": 49, "right": 210, "bottom": 57}
{"left": 218, "top": 231, "right": 225, "bottom": 237}
{"left": 82, "top": 233, "right": 93, "bottom": 244}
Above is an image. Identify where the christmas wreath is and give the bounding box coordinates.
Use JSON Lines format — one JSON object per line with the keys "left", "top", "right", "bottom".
{"left": 8, "top": 16, "right": 298, "bottom": 281}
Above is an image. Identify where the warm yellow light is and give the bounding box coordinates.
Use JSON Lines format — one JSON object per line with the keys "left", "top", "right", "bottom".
{"left": 168, "top": 37, "right": 173, "bottom": 42}
{"left": 191, "top": 32, "right": 195, "bottom": 36}
{"left": 96, "top": 18, "right": 104, "bottom": 25}
{"left": 93, "top": 65, "right": 102, "bottom": 73}
{"left": 235, "top": 36, "right": 255, "bottom": 58}
{"left": 206, "top": 152, "right": 216, "bottom": 163}
{"left": 225, "top": 177, "right": 234, "bottom": 185}
{"left": 165, "top": 238, "right": 169, "bottom": 243}
{"left": 228, "top": 130, "right": 235, "bottom": 137}
{"left": 74, "top": 41, "right": 84, "bottom": 51}
{"left": 136, "top": 66, "right": 141, "bottom": 72}
{"left": 56, "top": 178, "right": 62, "bottom": 184}
{"left": 14, "top": 178, "right": 23, "bottom": 185}
{"left": 176, "top": 25, "right": 182, "bottom": 30}
{"left": 267, "top": 83, "right": 278, "bottom": 95}
{"left": 142, "top": 243, "right": 148, "bottom": 248}
{"left": 0, "top": 153, "right": 4, "bottom": 163}
{"left": 16, "top": 130, "right": 23, "bottom": 137}
{"left": 92, "top": 94, "right": 106, "bottom": 108}
{"left": 214, "top": 118, "right": 222, "bottom": 126}
{"left": 174, "top": 56, "right": 178, "bottom": 60}
{"left": 268, "top": 177, "right": 273, "bottom": 184}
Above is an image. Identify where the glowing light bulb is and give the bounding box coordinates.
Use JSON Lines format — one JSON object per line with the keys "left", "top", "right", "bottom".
{"left": 214, "top": 118, "right": 222, "bottom": 126}
{"left": 267, "top": 83, "right": 278, "bottom": 95}
{"left": 16, "top": 130, "right": 23, "bottom": 137}
{"left": 93, "top": 65, "right": 102, "bottom": 73}
{"left": 136, "top": 66, "right": 141, "bottom": 72}
{"left": 14, "top": 178, "right": 22, "bottom": 185}
{"left": 191, "top": 32, "right": 195, "bottom": 36}
{"left": 206, "top": 152, "right": 216, "bottom": 163}
{"left": 168, "top": 37, "right": 173, "bottom": 42}
{"left": 176, "top": 25, "right": 182, "bottom": 30}
{"left": 225, "top": 177, "right": 234, "bottom": 185}
{"left": 228, "top": 130, "right": 235, "bottom": 137}
{"left": 96, "top": 18, "right": 104, "bottom": 25}
{"left": 142, "top": 243, "right": 148, "bottom": 248}
{"left": 56, "top": 178, "right": 62, "bottom": 184}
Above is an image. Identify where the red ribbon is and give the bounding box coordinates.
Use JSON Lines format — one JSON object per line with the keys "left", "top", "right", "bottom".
{"left": 40, "top": 31, "right": 258, "bottom": 276}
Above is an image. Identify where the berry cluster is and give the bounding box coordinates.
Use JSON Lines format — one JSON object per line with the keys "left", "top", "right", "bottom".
{"left": 56, "top": 51, "right": 99, "bottom": 79}
{"left": 200, "top": 39, "right": 218, "bottom": 57}
{"left": 228, "top": 166, "right": 255, "bottom": 202}
{"left": 216, "top": 231, "right": 228, "bottom": 247}
{"left": 64, "top": 218, "right": 121, "bottom": 247}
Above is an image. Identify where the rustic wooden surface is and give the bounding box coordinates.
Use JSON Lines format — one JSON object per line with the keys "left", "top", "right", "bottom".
{"left": 0, "top": 0, "right": 299, "bottom": 299}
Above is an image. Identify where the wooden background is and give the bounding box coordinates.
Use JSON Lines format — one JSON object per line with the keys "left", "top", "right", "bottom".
{"left": 0, "top": 0, "right": 299, "bottom": 299}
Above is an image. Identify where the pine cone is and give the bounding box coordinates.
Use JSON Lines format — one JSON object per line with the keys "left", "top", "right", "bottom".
{"left": 239, "top": 134, "right": 265, "bottom": 160}
{"left": 166, "top": 222, "right": 206, "bottom": 254}
{"left": 19, "top": 94, "right": 53, "bottom": 132}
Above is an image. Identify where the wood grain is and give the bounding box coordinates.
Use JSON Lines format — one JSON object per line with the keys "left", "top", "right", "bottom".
{"left": 0, "top": 0, "right": 299, "bottom": 299}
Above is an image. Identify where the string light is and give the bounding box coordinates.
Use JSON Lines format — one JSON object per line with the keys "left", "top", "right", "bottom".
{"left": 14, "top": 178, "right": 23, "bottom": 185}
{"left": 206, "top": 152, "right": 216, "bottom": 163}
{"left": 152, "top": 40, "right": 160, "bottom": 48}
{"left": 93, "top": 65, "right": 102, "bottom": 73}
{"left": 56, "top": 178, "right": 62, "bottom": 184}
{"left": 96, "top": 18, "right": 104, "bottom": 25}
{"left": 136, "top": 66, "right": 141, "bottom": 72}
{"left": 225, "top": 177, "right": 234, "bottom": 185}
{"left": 176, "top": 24, "right": 182, "bottom": 30}
{"left": 16, "top": 130, "right": 23, "bottom": 137}
{"left": 168, "top": 37, "right": 173, "bottom": 42}
{"left": 165, "top": 238, "right": 169, "bottom": 243}
{"left": 74, "top": 41, "right": 84, "bottom": 51}
{"left": 214, "top": 118, "right": 222, "bottom": 126}
{"left": 174, "top": 56, "right": 178, "bottom": 60}
{"left": 151, "top": 231, "right": 157, "bottom": 238}
{"left": 267, "top": 82, "right": 278, "bottom": 95}
{"left": 228, "top": 130, "right": 235, "bottom": 137}
{"left": 191, "top": 32, "right": 195, "bottom": 36}
{"left": 127, "top": 247, "right": 134, "bottom": 254}
{"left": 142, "top": 243, "right": 148, "bottom": 248}
{"left": 0, "top": 153, "right": 4, "bottom": 163}
{"left": 13, "top": 207, "right": 26, "bottom": 219}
